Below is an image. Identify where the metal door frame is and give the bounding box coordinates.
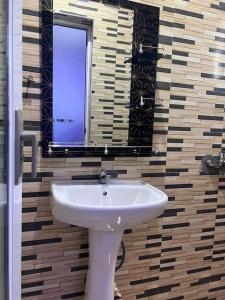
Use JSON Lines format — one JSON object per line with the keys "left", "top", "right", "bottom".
{"left": 7, "top": 0, "right": 22, "bottom": 299}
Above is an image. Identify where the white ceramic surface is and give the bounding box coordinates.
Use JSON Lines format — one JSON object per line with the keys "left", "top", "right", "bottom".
{"left": 51, "top": 180, "right": 168, "bottom": 300}
{"left": 51, "top": 180, "right": 168, "bottom": 232}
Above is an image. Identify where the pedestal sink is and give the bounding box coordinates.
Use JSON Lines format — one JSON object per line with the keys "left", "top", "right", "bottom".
{"left": 51, "top": 180, "right": 168, "bottom": 300}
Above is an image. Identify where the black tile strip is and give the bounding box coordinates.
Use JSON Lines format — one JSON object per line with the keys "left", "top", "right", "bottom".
{"left": 209, "top": 285, "right": 225, "bottom": 292}
{"left": 170, "top": 95, "right": 186, "bottom": 101}
{"left": 205, "top": 190, "right": 218, "bottom": 195}
{"left": 161, "top": 208, "right": 185, "bottom": 217}
{"left": 168, "top": 126, "right": 191, "bottom": 131}
{"left": 147, "top": 234, "right": 162, "bottom": 240}
{"left": 211, "top": 3, "right": 225, "bottom": 12}
{"left": 22, "top": 291, "right": 42, "bottom": 297}
{"left": 164, "top": 6, "right": 203, "bottom": 19}
{"left": 161, "top": 246, "right": 182, "bottom": 253}
{"left": 146, "top": 242, "right": 162, "bottom": 248}
{"left": 102, "top": 18, "right": 118, "bottom": 24}
{"left": 173, "top": 37, "right": 195, "bottom": 45}
{"left": 23, "top": 36, "right": 40, "bottom": 44}
{"left": 22, "top": 281, "right": 44, "bottom": 289}
{"left": 141, "top": 172, "right": 165, "bottom": 177}
{"left": 166, "top": 168, "right": 188, "bottom": 172}
{"left": 22, "top": 267, "right": 52, "bottom": 276}
{"left": 62, "top": 291, "right": 85, "bottom": 299}
{"left": 217, "top": 27, "right": 225, "bottom": 34}
{"left": 22, "top": 238, "right": 62, "bottom": 247}
{"left": 187, "top": 266, "right": 211, "bottom": 274}
{"left": 158, "top": 35, "right": 173, "bottom": 45}
{"left": 71, "top": 265, "right": 88, "bottom": 272}
{"left": 199, "top": 115, "right": 223, "bottom": 121}
{"left": 22, "top": 191, "right": 50, "bottom": 198}
{"left": 139, "top": 253, "right": 161, "bottom": 260}
{"left": 23, "top": 25, "right": 41, "bottom": 33}
{"left": 195, "top": 245, "right": 213, "bottom": 251}
{"left": 201, "top": 72, "right": 225, "bottom": 80}
{"left": 22, "top": 221, "right": 53, "bottom": 232}
{"left": 172, "top": 60, "right": 187, "bottom": 66}
{"left": 172, "top": 50, "right": 189, "bottom": 57}
{"left": 22, "top": 255, "right": 37, "bottom": 261}
{"left": 137, "top": 283, "right": 180, "bottom": 298}
{"left": 191, "top": 272, "right": 225, "bottom": 286}
{"left": 201, "top": 235, "right": 214, "bottom": 240}
{"left": 22, "top": 9, "right": 41, "bottom": 17}
{"left": 23, "top": 65, "right": 41, "bottom": 73}
{"left": 171, "top": 82, "right": 194, "bottom": 89}
{"left": 170, "top": 104, "right": 185, "bottom": 109}
{"left": 209, "top": 47, "right": 225, "bottom": 55}
{"left": 130, "top": 276, "right": 159, "bottom": 285}
{"left": 160, "top": 20, "right": 185, "bottom": 29}
{"left": 165, "top": 184, "right": 193, "bottom": 189}
{"left": 160, "top": 258, "right": 176, "bottom": 264}
{"left": 22, "top": 207, "right": 37, "bottom": 213}
{"left": 81, "top": 161, "right": 102, "bottom": 167}
{"left": 197, "top": 209, "right": 217, "bottom": 214}
{"left": 163, "top": 222, "right": 190, "bottom": 229}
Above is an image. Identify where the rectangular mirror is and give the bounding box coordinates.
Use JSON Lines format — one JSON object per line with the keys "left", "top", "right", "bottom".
{"left": 41, "top": 0, "right": 161, "bottom": 157}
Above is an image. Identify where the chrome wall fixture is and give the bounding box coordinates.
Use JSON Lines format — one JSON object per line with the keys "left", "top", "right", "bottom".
{"left": 201, "top": 152, "right": 225, "bottom": 175}
{"left": 138, "top": 43, "right": 166, "bottom": 55}
{"left": 47, "top": 142, "right": 160, "bottom": 157}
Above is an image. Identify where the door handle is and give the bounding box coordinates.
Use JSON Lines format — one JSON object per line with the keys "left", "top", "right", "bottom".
{"left": 15, "top": 109, "right": 38, "bottom": 185}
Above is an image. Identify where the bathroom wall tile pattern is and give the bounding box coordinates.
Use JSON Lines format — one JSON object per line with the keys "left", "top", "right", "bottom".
{"left": 22, "top": 0, "right": 225, "bottom": 299}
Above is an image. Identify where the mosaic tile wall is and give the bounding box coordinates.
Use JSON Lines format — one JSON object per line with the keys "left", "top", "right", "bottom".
{"left": 54, "top": 0, "right": 133, "bottom": 145}
{"left": 22, "top": 0, "right": 225, "bottom": 299}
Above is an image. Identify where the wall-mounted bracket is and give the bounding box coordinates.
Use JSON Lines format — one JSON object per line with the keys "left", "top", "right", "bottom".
{"left": 201, "top": 152, "right": 225, "bottom": 175}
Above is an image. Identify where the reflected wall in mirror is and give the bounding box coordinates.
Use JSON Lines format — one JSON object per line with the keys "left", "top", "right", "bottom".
{"left": 41, "top": 0, "right": 160, "bottom": 157}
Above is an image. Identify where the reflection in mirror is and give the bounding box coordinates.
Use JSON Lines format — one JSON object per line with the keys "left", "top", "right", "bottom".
{"left": 53, "top": 24, "right": 88, "bottom": 144}
{"left": 53, "top": 4, "right": 133, "bottom": 146}
{"left": 41, "top": 0, "right": 160, "bottom": 156}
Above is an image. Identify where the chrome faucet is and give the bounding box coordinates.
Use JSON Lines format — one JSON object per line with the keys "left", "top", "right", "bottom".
{"left": 98, "top": 169, "right": 111, "bottom": 184}
{"left": 220, "top": 151, "right": 225, "bottom": 166}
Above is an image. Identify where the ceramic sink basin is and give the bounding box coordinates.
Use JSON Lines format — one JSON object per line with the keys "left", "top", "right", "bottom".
{"left": 51, "top": 180, "right": 168, "bottom": 232}
{"left": 51, "top": 180, "right": 168, "bottom": 300}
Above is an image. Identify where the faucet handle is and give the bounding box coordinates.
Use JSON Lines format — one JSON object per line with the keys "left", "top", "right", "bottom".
{"left": 99, "top": 169, "right": 106, "bottom": 178}
{"left": 220, "top": 151, "right": 225, "bottom": 165}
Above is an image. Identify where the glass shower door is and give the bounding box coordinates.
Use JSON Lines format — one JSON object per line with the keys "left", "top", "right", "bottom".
{"left": 0, "top": 0, "right": 8, "bottom": 298}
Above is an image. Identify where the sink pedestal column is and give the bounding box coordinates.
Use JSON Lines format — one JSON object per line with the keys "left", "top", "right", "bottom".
{"left": 85, "top": 229, "right": 123, "bottom": 300}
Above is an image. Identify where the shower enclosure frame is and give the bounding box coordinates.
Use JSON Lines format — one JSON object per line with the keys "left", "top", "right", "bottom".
{"left": 7, "top": 0, "right": 23, "bottom": 299}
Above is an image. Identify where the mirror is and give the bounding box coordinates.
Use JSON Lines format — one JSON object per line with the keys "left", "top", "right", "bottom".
{"left": 41, "top": 0, "right": 161, "bottom": 157}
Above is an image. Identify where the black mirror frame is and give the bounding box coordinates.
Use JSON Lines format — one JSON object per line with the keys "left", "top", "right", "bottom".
{"left": 41, "top": 0, "right": 160, "bottom": 157}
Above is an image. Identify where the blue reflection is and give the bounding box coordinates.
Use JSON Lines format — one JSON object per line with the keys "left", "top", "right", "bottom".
{"left": 53, "top": 25, "right": 87, "bottom": 144}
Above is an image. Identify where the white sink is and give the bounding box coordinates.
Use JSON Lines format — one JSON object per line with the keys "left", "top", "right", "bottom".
{"left": 51, "top": 180, "right": 168, "bottom": 300}
{"left": 51, "top": 180, "right": 167, "bottom": 231}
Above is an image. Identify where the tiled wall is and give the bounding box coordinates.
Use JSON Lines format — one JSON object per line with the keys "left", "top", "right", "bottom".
{"left": 22, "top": 0, "right": 225, "bottom": 299}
